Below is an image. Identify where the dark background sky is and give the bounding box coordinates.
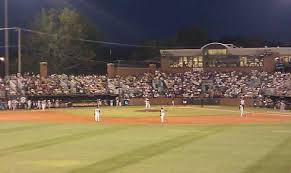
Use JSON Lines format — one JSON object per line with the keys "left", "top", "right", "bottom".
{"left": 0, "top": 0, "right": 291, "bottom": 44}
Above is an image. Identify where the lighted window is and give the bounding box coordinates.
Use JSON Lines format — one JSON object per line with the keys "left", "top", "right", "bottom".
{"left": 170, "top": 56, "right": 203, "bottom": 68}
{"left": 207, "top": 49, "right": 227, "bottom": 55}
{"left": 240, "top": 56, "right": 263, "bottom": 67}
{"left": 276, "top": 56, "right": 291, "bottom": 64}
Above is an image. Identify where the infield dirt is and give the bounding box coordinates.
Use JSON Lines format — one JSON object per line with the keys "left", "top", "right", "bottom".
{"left": 0, "top": 111, "right": 291, "bottom": 125}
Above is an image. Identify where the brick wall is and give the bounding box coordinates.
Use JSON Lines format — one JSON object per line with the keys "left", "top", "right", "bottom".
{"left": 40, "top": 62, "right": 48, "bottom": 79}
{"left": 107, "top": 63, "right": 115, "bottom": 78}
{"left": 204, "top": 67, "right": 264, "bottom": 73}
{"left": 128, "top": 97, "right": 254, "bottom": 107}
{"left": 220, "top": 98, "right": 254, "bottom": 107}
{"left": 263, "top": 53, "right": 277, "bottom": 73}
{"left": 129, "top": 98, "right": 183, "bottom": 106}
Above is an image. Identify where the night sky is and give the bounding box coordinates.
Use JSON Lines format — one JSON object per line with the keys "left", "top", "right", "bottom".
{"left": 1, "top": 0, "right": 291, "bottom": 44}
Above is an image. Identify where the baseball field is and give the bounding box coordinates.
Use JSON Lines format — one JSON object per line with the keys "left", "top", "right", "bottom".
{"left": 1, "top": 105, "right": 291, "bottom": 173}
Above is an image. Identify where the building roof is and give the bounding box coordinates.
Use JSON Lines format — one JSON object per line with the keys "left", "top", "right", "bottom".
{"left": 160, "top": 42, "right": 291, "bottom": 56}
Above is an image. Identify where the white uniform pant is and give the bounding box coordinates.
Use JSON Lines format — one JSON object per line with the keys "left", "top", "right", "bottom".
{"left": 95, "top": 114, "right": 100, "bottom": 122}
{"left": 145, "top": 103, "right": 151, "bottom": 109}
{"left": 12, "top": 105, "right": 16, "bottom": 111}
{"left": 240, "top": 106, "right": 244, "bottom": 117}
{"left": 160, "top": 114, "right": 165, "bottom": 123}
{"left": 42, "top": 104, "right": 46, "bottom": 111}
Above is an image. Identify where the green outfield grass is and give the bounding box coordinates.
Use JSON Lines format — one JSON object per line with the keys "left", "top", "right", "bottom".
{"left": 55, "top": 105, "right": 290, "bottom": 118}
{"left": 0, "top": 106, "right": 291, "bottom": 173}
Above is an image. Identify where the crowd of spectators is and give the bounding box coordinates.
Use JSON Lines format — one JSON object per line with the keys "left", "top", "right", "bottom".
{"left": 108, "top": 70, "right": 291, "bottom": 99}
{"left": 2, "top": 73, "right": 107, "bottom": 97}
{"left": 0, "top": 70, "right": 290, "bottom": 100}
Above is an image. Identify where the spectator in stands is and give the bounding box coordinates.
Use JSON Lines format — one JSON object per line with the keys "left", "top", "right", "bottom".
{"left": 0, "top": 70, "right": 289, "bottom": 110}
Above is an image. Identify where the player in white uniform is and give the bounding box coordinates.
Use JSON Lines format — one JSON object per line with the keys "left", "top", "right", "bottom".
{"left": 37, "top": 100, "right": 42, "bottom": 110}
{"left": 280, "top": 101, "right": 286, "bottom": 112}
{"left": 116, "top": 98, "right": 119, "bottom": 107}
{"left": 239, "top": 98, "right": 245, "bottom": 118}
{"left": 12, "top": 99, "right": 17, "bottom": 111}
{"left": 94, "top": 106, "right": 101, "bottom": 122}
{"left": 47, "top": 100, "right": 52, "bottom": 109}
{"left": 145, "top": 98, "right": 151, "bottom": 109}
{"left": 41, "top": 100, "right": 46, "bottom": 111}
{"left": 171, "top": 99, "right": 175, "bottom": 106}
{"left": 27, "top": 100, "right": 32, "bottom": 109}
{"left": 7, "top": 100, "right": 12, "bottom": 110}
{"left": 240, "top": 99, "right": 245, "bottom": 107}
{"left": 160, "top": 108, "right": 165, "bottom": 123}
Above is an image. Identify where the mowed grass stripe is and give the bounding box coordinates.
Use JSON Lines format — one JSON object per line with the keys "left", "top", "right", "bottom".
{"left": 242, "top": 135, "right": 291, "bottom": 173}
{"left": 0, "top": 124, "right": 59, "bottom": 134}
{"left": 0, "top": 126, "right": 129, "bottom": 157}
{"left": 69, "top": 126, "right": 227, "bottom": 173}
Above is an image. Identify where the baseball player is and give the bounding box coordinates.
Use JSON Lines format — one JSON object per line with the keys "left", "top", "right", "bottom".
{"left": 94, "top": 106, "right": 101, "bottom": 122}
{"left": 160, "top": 107, "right": 165, "bottom": 123}
{"left": 171, "top": 99, "right": 175, "bottom": 106}
{"left": 240, "top": 98, "right": 245, "bottom": 108}
{"left": 41, "top": 100, "right": 46, "bottom": 111}
{"left": 7, "top": 100, "right": 12, "bottom": 110}
{"left": 37, "top": 100, "right": 41, "bottom": 110}
{"left": 239, "top": 98, "right": 245, "bottom": 118}
{"left": 145, "top": 98, "right": 151, "bottom": 109}
{"left": 12, "top": 99, "right": 17, "bottom": 111}
{"left": 27, "top": 100, "right": 32, "bottom": 109}
{"left": 116, "top": 97, "right": 119, "bottom": 107}
{"left": 47, "top": 100, "right": 52, "bottom": 109}
{"left": 280, "top": 101, "right": 286, "bottom": 112}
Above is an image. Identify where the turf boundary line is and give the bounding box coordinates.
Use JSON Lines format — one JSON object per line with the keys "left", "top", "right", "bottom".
{"left": 174, "top": 106, "right": 248, "bottom": 114}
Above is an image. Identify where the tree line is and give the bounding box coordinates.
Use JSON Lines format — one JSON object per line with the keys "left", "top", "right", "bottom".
{"left": 22, "top": 7, "right": 283, "bottom": 75}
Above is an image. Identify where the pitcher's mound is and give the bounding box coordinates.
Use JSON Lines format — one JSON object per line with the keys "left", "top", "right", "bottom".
{"left": 136, "top": 109, "right": 160, "bottom": 112}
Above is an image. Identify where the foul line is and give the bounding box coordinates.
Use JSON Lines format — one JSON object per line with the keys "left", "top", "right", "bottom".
{"left": 176, "top": 106, "right": 291, "bottom": 116}
{"left": 175, "top": 106, "right": 245, "bottom": 114}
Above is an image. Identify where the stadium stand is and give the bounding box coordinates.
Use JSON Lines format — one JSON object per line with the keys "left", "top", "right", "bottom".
{"left": 0, "top": 70, "right": 290, "bottom": 110}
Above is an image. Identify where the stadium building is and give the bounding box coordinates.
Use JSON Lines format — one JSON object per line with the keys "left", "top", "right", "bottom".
{"left": 160, "top": 42, "right": 291, "bottom": 73}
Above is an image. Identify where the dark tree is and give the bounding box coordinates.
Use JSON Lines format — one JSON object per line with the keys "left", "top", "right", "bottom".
{"left": 166, "top": 26, "right": 208, "bottom": 48}
{"left": 129, "top": 40, "right": 161, "bottom": 61}
{"left": 219, "top": 36, "right": 269, "bottom": 48}
{"left": 23, "top": 8, "right": 103, "bottom": 74}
